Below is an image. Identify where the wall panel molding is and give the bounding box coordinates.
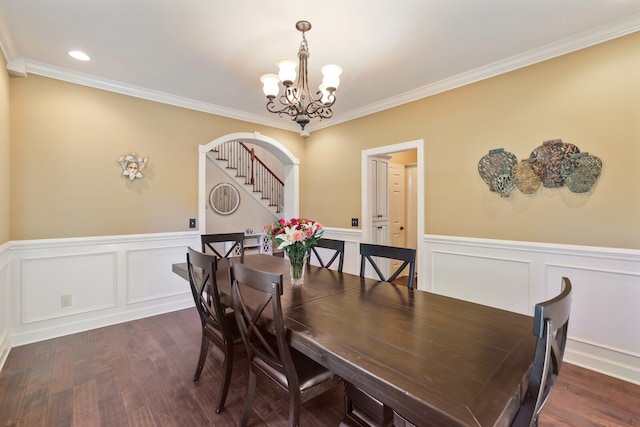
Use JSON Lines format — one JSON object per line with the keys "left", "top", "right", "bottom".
{"left": 126, "top": 245, "right": 194, "bottom": 304}
{"left": 0, "top": 258, "right": 9, "bottom": 371}
{"left": 424, "top": 234, "right": 640, "bottom": 385}
{"left": 2, "top": 231, "right": 639, "bottom": 385}
{"left": 21, "top": 252, "right": 118, "bottom": 323}
{"left": 6, "top": 232, "right": 199, "bottom": 347}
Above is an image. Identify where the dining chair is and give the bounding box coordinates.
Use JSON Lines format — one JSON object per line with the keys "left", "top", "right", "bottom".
{"left": 511, "top": 277, "right": 573, "bottom": 427}
{"left": 186, "top": 247, "right": 244, "bottom": 413}
{"left": 308, "top": 238, "right": 345, "bottom": 272}
{"left": 230, "top": 261, "right": 343, "bottom": 427}
{"left": 359, "top": 243, "right": 417, "bottom": 290}
{"left": 201, "top": 232, "right": 245, "bottom": 259}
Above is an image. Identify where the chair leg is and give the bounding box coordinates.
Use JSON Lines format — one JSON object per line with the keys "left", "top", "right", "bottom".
{"left": 215, "top": 343, "right": 234, "bottom": 413}
{"left": 240, "top": 369, "right": 257, "bottom": 427}
{"left": 193, "top": 333, "right": 209, "bottom": 381}
{"left": 288, "top": 388, "right": 302, "bottom": 427}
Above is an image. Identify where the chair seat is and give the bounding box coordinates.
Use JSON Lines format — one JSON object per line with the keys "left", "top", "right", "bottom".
{"left": 204, "top": 310, "right": 243, "bottom": 345}
{"left": 231, "top": 261, "right": 341, "bottom": 426}
{"left": 253, "top": 347, "right": 335, "bottom": 391}
{"left": 187, "top": 247, "right": 243, "bottom": 414}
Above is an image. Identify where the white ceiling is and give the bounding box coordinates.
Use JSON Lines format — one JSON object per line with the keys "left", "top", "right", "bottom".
{"left": 1, "top": 0, "right": 639, "bottom": 134}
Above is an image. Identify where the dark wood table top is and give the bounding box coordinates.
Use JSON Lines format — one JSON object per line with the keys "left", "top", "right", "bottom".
{"left": 173, "top": 254, "right": 535, "bottom": 426}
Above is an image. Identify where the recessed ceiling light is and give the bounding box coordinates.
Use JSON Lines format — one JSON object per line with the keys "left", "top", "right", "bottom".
{"left": 68, "top": 50, "right": 90, "bottom": 61}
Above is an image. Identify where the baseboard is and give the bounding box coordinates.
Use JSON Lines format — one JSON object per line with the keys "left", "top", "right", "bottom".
{"left": 566, "top": 338, "right": 640, "bottom": 386}
{"left": 0, "top": 327, "right": 10, "bottom": 372}
{"left": 10, "top": 297, "right": 193, "bottom": 347}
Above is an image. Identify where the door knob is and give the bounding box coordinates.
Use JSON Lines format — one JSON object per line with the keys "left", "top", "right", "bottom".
{"left": 400, "top": 226, "right": 405, "bottom": 230}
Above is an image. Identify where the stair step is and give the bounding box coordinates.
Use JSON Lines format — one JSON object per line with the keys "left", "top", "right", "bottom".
{"left": 208, "top": 143, "right": 282, "bottom": 216}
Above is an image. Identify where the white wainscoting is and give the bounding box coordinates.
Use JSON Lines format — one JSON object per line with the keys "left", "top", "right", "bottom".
{"left": 0, "top": 243, "right": 10, "bottom": 372}
{"left": 423, "top": 235, "right": 640, "bottom": 386}
{"left": 1, "top": 231, "right": 639, "bottom": 387}
{"left": 316, "top": 228, "right": 362, "bottom": 276}
{"left": 5, "top": 232, "right": 199, "bottom": 349}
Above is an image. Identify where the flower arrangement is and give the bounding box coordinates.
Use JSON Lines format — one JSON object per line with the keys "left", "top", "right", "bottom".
{"left": 265, "top": 218, "right": 324, "bottom": 284}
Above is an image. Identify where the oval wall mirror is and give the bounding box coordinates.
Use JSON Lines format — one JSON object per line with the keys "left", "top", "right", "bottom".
{"left": 209, "top": 182, "right": 240, "bottom": 215}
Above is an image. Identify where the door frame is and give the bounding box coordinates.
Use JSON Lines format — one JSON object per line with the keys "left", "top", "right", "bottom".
{"left": 361, "top": 139, "right": 425, "bottom": 290}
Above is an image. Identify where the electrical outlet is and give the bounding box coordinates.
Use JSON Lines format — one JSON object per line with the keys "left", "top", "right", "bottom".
{"left": 61, "top": 294, "right": 72, "bottom": 307}
{"left": 189, "top": 218, "right": 196, "bottom": 228}
{"left": 351, "top": 218, "right": 359, "bottom": 227}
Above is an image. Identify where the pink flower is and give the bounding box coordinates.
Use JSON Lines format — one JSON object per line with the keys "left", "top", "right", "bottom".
{"left": 268, "top": 218, "right": 324, "bottom": 250}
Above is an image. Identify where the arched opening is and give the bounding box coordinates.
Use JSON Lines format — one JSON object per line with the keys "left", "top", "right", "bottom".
{"left": 198, "top": 132, "right": 299, "bottom": 232}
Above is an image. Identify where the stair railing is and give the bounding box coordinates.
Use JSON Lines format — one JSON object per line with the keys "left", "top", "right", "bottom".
{"left": 212, "top": 141, "right": 284, "bottom": 213}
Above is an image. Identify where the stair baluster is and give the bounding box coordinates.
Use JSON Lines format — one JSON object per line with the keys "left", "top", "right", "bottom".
{"left": 211, "top": 141, "right": 283, "bottom": 213}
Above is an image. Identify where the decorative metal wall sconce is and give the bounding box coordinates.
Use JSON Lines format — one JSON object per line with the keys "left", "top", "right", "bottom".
{"left": 119, "top": 153, "right": 148, "bottom": 181}
{"left": 478, "top": 139, "right": 601, "bottom": 197}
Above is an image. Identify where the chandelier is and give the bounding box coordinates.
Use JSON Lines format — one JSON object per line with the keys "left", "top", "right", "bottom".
{"left": 260, "top": 21, "right": 342, "bottom": 131}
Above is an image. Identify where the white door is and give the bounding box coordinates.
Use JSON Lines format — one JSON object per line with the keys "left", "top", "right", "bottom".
{"left": 405, "top": 165, "right": 417, "bottom": 251}
{"left": 388, "top": 162, "right": 407, "bottom": 274}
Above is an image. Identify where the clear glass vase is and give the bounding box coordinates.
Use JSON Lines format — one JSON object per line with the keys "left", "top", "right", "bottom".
{"left": 288, "top": 249, "right": 309, "bottom": 286}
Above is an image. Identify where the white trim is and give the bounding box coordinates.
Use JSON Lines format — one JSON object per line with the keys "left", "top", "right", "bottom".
{"left": 423, "top": 234, "right": 640, "bottom": 386}
{"left": 10, "top": 60, "right": 300, "bottom": 132}
{"left": 1, "top": 231, "right": 639, "bottom": 385}
{"left": 312, "top": 15, "right": 640, "bottom": 131}
{"left": 361, "top": 140, "right": 425, "bottom": 290}
{"left": 199, "top": 132, "right": 299, "bottom": 233}
{"left": 5, "top": 231, "right": 199, "bottom": 347}
{"left": 5, "top": 16, "right": 639, "bottom": 134}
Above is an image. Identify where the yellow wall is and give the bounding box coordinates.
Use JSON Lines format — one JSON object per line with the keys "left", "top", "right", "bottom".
{"left": 9, "top": 75, "right": 301, "bottom": 239}
{"left": 305, "top": 33, "right": 640, "bottom": 249}
{"left": 7, "top": 33, "right": 640, "bottom": 249}
{"left": 0, "top": 54, "right": 9, "bottom": 244}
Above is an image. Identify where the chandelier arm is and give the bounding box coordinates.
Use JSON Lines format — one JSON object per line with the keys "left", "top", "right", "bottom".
{"left": 265, "top": 99, "right": 300, "bottom": 118}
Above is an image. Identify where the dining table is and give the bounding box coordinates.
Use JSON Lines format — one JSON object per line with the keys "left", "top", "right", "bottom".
{"left": 172, "top": 253, "right": 536, "bottom": 427}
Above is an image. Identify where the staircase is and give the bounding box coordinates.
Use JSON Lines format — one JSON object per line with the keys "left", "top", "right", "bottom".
{"left": 210, "top": 141, "right": 284, "bottom": 214}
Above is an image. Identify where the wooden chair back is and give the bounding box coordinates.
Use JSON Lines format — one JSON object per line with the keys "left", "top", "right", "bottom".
{"left": 201, "top": 232, "right": 244, "bottom": 259}
{"left": 512, "top": 277, "right": 573, "bottom": 427}
{"left": 309, "top": 238, "right": 345, "bottom": 272}
{"left": 187, "top": 247, "right": 242, "bottom": 412}
{"left": 230, "top": 261, "right": 341, "bottom": 426}
{"left": 187, "top": 247, "right": 225, "bottom": 332}
{"left": 359, "top": 243, "right": 416, "bottom": 290}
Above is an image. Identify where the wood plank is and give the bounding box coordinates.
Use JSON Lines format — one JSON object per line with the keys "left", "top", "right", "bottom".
{"left": 1, "top": 308, "right": 639, "bottom": 426}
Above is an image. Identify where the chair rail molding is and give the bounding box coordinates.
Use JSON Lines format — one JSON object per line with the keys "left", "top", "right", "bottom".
{"left": 423, "top": 234, "right": 640, "bottom": 386}
{"left": 2, "top": 231, "right": 199, "bottom": 353}
{"left": 1, "top": 230, "right": 639, "bottom": 387}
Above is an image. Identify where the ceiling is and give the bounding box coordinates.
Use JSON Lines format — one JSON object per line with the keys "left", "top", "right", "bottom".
{"left": 1, "top": 0, "right": 639, "bottom": 134}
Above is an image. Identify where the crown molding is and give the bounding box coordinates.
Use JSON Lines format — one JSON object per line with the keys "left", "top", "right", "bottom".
{"left": 319, "top": 13, "right": 640, "bottom": 130}
{"left": 5, "top": 13, "right": 639, "bottom": 135}
{"left": 13, "top": 59, "right": 301, "bottom": 134}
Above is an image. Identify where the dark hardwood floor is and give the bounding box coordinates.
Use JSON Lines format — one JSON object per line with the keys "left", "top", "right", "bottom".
{"left": 1, "top": 308, "right": 638, "bottom": 426}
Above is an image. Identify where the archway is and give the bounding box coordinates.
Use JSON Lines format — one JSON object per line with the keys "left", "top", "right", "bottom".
{"left": 198, "top": 132, "right": 299, "bottom": 232}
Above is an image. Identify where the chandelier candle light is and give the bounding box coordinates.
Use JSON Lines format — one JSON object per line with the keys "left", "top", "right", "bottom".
{"left": 265, "top": 218, "right": 324, "bottom": 286}
{"left": 260, "top": 21, "right": 342, "bottom": 131}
